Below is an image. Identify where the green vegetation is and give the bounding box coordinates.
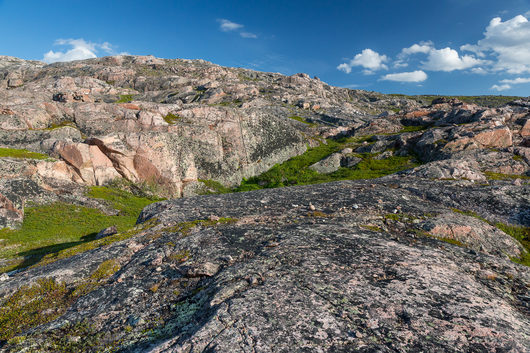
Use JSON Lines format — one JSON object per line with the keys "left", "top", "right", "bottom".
{"left": 484, "top": 171, "right": 530, "bottom": 180}
{"left": 163, "top": 113, "right": 181, "bottom": 125}
{"left": 0, "top": 148, "right": 48, "bottom": 160}
{"left": 160, "top": 218, "right": 238, "bottom": 237}
{"left": 116, "top": 94, "right": 134, "bottom": 103}
{"left": 198, "top": 179, "right": 232, "bottom": 194}
{"left": 44, "top": 121, "right": 78, "bottom": 130}
{"left": 387, "top": 94, "right": 521, "bottom": 108}
{"left": 288, "top": 116, "right": 317, "bottom": 127}
{"left": 0, "top": 260, "right": 119, "bottom": 342}
{"left": 233, "top": 136, "right": 418, "bottom": 191}
{"left": 0, "top": 185, "right": 161, "bottom": 273}
{"left": 399, "top": 125, "right": 428, "bottom": 133}
{"left": 360, "top": 225, "right": 384, "bottom": 232}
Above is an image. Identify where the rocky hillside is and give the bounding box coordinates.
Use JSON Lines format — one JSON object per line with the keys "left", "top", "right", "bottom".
{"left": 0, "top": 55, "right": 529, "bottom": 352}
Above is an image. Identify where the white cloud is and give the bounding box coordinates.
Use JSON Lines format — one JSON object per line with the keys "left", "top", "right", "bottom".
{"left": 217, "top": 19, "right": 257, "bottom": 39}
{"left": 421, "top": 47, "right": 483, "bottom": 72}
{"left": 400, "top": 42, "right": 433, "bottom": 56}
{"left": 461, "top": 15, "right": 530, "bottom": 73}
{"left": 42, "top": 39, "right": 121, "bottom": 64}
{"left": 337, "top": 63, "right": 352, "bottom": 74}
{"left": 240, "top": 32, "right": 257, "bottom": 39}
{"left": 337, "top": 49, "right": 389, "bottom": 75}
{"left": 381, "top": 70, "right": 428, "bottom": 82}
{"left": 491, "top": 84, "right": 512, "bottom": 91}
{"left": 218, "top": 19, "right": 243, "bottom": 32}
{"left": 491, "top": 76, "right": 530, "bottom": 91}
{"left": 500, "top": 77, "right": 530, "bottom": 84}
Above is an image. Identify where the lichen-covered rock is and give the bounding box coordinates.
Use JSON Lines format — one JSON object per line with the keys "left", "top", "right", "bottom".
{"left": 0, "top": 178, "right": 528, "bottom": 352}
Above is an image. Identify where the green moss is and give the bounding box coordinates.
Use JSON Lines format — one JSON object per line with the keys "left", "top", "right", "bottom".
{"left": 236, "top": 138, "right": 418, "bottom": 191}
{"left": 437, "top": 237, "right": 465, "bottom": 247}
{"left": 484, "top": 171, "right": 530, "bottom": 180}
{"left": 198, "top": 179, "right": 232, "bottom": 194}
{"left": 163, "top": 113, "right": 181, "bottom": 125}
{"left": 116, "top": 94, "right": 134, "bottom": 103}
{"left": 512, "top": 155, "right": 523, "bottom": 161}
{"left": 0, "top": 278, "right": 71, "bottom": 341}
{"left": 0, "top": 186, "right": 161, "bottom": 273}
{"left": 44, "top": 121, "right": 77, "bottom": 131}
{"left": 399, "top": 125, "right": 428, "bottom": 133}
{"left": 288, "top": 116, "right": 317, "bottom": 127}
{"left": 0, "top": 148, "right": 48, "bottom": 160}
{"left": 361, "top": 225, "right": 384, "bottom": 232}
{"left": 169, "top": 249, "right": 191, "bottom": 263}
{"left": 160, "top": 218, "right": 238, "bottom": 237}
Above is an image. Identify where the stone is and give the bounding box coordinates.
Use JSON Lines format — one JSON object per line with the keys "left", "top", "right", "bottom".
{"left": 95, "top": 225, "right": 118, "bottom": 240}
{"left": 309, "top": 153, "right": 342, "bottom": 174}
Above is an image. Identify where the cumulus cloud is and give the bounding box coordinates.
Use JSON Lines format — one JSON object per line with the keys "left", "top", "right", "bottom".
{"left": 421, "top": 47, "right": 483, "bottom": 71}
{"left": 400, "top": 42, "right": 433, "bottom": 56}
{"left": 218, "top": 19, "right": 243, "bottom": 32}
{"left": 490, "top": 76, "right": 530, "bottom": 91}
{"left": 337, "top": 49, "right": 389, "bottom": 75}
{"left": 461, "top": 15, "right": 530, "bottom": 73}
{"left": 491, "top": 84, "right": 512, "bottom": 91}
{"left": 500, "top": 77, "right": 530, "bottom": 84}
{"left": 381, "top": 70, "right": 428, "bottom": 82}
{"left": 42, "top": 39, "right": 123, "bottom": 64}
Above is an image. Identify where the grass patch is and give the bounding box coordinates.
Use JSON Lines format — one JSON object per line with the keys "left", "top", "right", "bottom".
{"left": 361, "top": 225, "right": 384, "bottom": 232}
{"left": 484, "top": 171, "right": 530, "bottom": 180}
{"left": 0, "top": 148, "right": 48, "bottom": 160}
{"left": 399, "top": 125, "right": 428, "bottom": 133}
{"left": 160, "top": 218, "right": 238, "bottom": 237}
{"left": 0, "top": 260, "right": 120, "bottom": 343}
{"left": 387, "top": 94, "right": 521, "bottom": 108}
{"left": 116, "top": 94, "right": 134, "bottom": 103}
{"left": 163, "top": 113, "right": 181, "bottom": 125}
{"left": 288, "top": 116, "right": 317, "bottom": 127}
{"left": 236, "top": 138, "right": 418, "bottom": 191}
{"left": 44, "top": 121, "right": 77, "bottom": 131}
{"left": 0, "top": 186, "right": 161, "bottom": 273}
{"left": 198, "top": 179, "right": 232, "bottom": 194}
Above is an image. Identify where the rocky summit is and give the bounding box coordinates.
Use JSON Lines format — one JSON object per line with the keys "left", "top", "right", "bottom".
{"left": 0, "top": 55, "right": 528, "bottom": 352}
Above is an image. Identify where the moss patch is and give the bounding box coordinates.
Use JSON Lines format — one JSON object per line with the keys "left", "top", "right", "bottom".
{"left": 163, "top": 113, "right": 181, "bottom": 125}
{"left": 0, "top": 186, "right": 161, "bottom": 273}
{"left": 484, "top": 171, "right": 530, "bottom": 180}
{"left": 288, "top": 116, "right": 317, "bottom": 127}
{"left": 0, "top": 261, "right": 120, "bottom": 343}
{"left": 116, "top": 94, "right": 134, "bottom": 103}
{"left": 236, "top": 138, "right": 418, "bottom": 191}
{"left": 0, "top": 148, "right": 48, "bottom": 160}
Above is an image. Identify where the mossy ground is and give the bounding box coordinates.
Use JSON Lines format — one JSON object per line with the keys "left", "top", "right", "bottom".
{"left": 236, "top": 137, "right": 419, "bottom": 191}
{"left": 116, "top": 94, "right": 134, "bottom": 103}
{"left": 0, "top": 148, "right": 48, "bottom": 160}
{"left": 0, "top": 186, "right": 161, "bottom": 273}
{"left": 387, "top": 94, "right": 521, "bottom": 108}
{"left": 0, "top": 260, "right": 120, "bottom": 343}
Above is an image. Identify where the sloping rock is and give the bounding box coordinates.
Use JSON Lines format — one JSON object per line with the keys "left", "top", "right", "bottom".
{"left": 308, "top": 152, "right": 342, "bottom": 174}
{"left": 421, "top": 212, "right": 524, "bottom": 257}
{"left": 0, "top": 179, "right": 528, "bottom": 352}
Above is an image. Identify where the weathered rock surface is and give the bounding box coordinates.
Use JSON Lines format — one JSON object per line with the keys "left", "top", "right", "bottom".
{"left": 0, "top": 178, "right": 528, "bottom": 352}
{"left": 0, "top": 55, "right": 424, "bottom": 228}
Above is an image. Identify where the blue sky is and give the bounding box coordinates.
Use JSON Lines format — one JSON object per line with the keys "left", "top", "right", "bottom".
{"left": 1, "top": 0, "right": 529, "bottom": 96}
